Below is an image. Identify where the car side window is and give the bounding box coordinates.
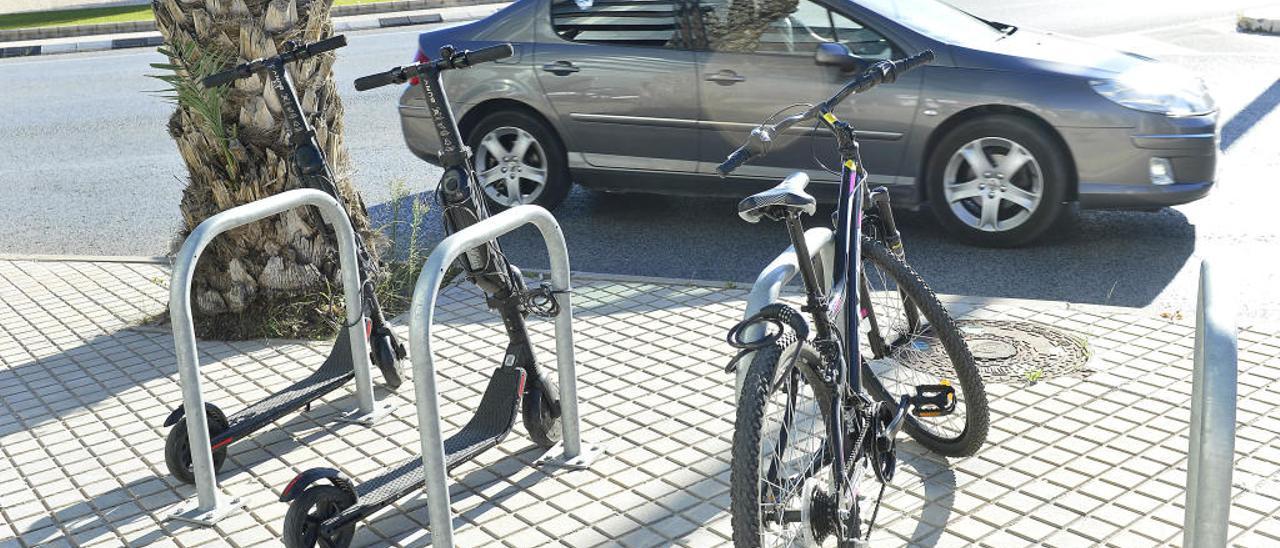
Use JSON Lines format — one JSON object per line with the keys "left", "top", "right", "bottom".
{"left": 697, "top": 0, "right": 897, "bottom": 59}
{"left": 550, "top": 0, "right": 704, "bottom": 49}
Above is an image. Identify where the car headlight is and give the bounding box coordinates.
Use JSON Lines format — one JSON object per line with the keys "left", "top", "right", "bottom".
{"left": 1090, "top": 64, "right": 1215, "bottom": 116}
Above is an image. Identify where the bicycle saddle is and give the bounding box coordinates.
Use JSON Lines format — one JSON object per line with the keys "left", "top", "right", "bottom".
{"left": 737, "top": 172, "right": 817, "bottom": 223}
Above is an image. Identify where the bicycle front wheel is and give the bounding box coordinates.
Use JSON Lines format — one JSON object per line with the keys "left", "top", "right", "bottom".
{"left": 731, "top": 335, "right": 842, "bottom": 547}
{"left": 858, "top": 237, "right": 989, "bottom": 457}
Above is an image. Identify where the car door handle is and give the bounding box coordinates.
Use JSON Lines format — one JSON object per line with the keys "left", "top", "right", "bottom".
{"left": 705, "top": 70, "right": 746, "bottom": 85}
{"left": 541, "top": 61, "right": 580, "bottom": 75}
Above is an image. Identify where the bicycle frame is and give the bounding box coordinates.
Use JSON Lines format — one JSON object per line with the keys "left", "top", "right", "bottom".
{"left": 777, "top": 108, "right": 910, "bottom": 539}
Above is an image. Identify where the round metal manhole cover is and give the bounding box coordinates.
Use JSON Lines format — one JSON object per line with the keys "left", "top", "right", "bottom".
{"left": 885, "top": 320, "right": 1092, "bottom": 384}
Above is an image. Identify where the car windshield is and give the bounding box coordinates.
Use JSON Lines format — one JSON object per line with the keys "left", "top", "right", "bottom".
{"left": 857, "top": 0, "right": 1007, "bottom": 44}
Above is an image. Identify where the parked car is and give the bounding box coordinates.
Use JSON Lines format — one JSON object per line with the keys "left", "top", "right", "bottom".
{"left": 398, "top": 0, "right": 1218, "bottom": 246}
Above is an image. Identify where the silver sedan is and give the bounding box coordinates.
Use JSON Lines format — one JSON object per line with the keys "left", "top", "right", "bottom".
{"left": 398, "top": 0, "right": 1217, "bottom": 246}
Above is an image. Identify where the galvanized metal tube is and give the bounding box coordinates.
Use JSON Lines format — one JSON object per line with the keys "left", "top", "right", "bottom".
{"left": 169, "top": 189, "right": 369, "bottom": 513}
{"left": 1184, "top": 259, "right": 1237, "bottom": 548}
{"left": 408, "top": 205, "right": 579, "bottom": 546}
{"left": 737, "top": 227, "right": 835, "bottom": 396}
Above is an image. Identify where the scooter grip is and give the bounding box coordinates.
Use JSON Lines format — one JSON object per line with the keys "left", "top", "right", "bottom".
{"left": 461, "top": 44, "right": 514, "bottom": 66}
{"left": 202, "top": 67, "right": 242, "bottom": 88}
{"left": 306, "top": 34, "right": 348, "bottom": 56}
{"left": 354, "top": 68, "right": 401, "bottom": 91}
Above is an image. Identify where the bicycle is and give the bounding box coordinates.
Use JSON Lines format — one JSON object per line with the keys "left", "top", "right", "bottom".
{"left": 719, "top": 51, "right": 990, "bottom": 546}
{"left": 277, "top": 43, "right": 571, "bottom": 548}
{"left": 164, "top": 35, "right": 407, "bottom": 485}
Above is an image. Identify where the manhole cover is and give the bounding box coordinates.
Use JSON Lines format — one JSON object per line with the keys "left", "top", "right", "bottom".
{"left": 884, "top": 320, "right": 1091, "bottom": 384}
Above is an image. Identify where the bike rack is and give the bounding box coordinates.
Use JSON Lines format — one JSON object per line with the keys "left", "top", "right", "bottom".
{"left": 165, "top": 189, "right": 387, "bottom": 526}
{"left": 408, "top": 204, "right": 599, "bottom": 547}
{"left": 737, "top": 227, "right": 836, "bottom": 397}
{"left": 1184, "top": 258, "right": 1237, "bottom": 547}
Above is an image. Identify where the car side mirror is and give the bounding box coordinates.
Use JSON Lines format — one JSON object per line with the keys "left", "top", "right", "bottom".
{"left": 814, "top": 42, "right": 865, "bottom": 72}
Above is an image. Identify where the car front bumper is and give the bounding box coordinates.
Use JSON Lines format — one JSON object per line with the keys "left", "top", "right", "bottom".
{"left": 1062, "top": 113, "right": 1218, "bottom": 209}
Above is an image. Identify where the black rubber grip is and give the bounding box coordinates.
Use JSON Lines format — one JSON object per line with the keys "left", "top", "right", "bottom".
{"left": 354, "top": 68, "right": 401, "bottom": 91}
{"left": 306, "top": 34, "right": 348, "bottom": 56}
{"left": 716, "top": 147, "right": 753, "bottom": 177}
{"left": 893, "top": 50, "right": 934, "bottom": 74}
{"left": 202, "top": 67, "right": 242, "bottom": 88}
{"left": 462, "top": 44, "right": 514, "bottom": 66}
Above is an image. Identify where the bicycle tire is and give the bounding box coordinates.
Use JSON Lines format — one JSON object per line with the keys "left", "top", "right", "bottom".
{"left": 731, "top": 333, "right": 835, "bottom": 547}
{"left": 858, "top": 237, "right": 989, "bottom": 457}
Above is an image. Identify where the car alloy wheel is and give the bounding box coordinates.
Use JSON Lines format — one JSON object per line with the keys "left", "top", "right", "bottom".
{"left": 941, "top": 137, "right": 1044, "bottom": 232}
{"left": 473, "top": 126, "right": 549, "bottom": 207}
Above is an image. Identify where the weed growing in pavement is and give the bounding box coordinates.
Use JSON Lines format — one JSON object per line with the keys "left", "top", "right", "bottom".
{"left": 373, "top": 180, "right": 432, "bottom": 317}
{"left": 1023, "top": 368, "right": 1045, "bottom": 385}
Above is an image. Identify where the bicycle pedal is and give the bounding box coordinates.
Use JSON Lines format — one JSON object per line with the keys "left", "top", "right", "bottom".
{"left": 911, "top": 384, "right": 956, "bottom": 417}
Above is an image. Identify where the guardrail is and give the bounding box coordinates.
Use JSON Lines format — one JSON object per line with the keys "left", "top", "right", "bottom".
{"left": 737, "top": 227, "right": 836, "bottom": 396}
{"left": 408, "top": 204, "right": 599, "bottom": 547}
{"left": 166, "top": 189, "right": 378, "bottom": 525}
{"left": 1183, "top": 258, "right": 1238, "bottom": 547}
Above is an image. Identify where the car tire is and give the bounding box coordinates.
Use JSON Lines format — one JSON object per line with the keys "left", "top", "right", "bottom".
{"left": 467, "top": 110, "right": 572, "bottom": 211}
{"left": 926, "top": 115, "right": 1072, "bottom": 247}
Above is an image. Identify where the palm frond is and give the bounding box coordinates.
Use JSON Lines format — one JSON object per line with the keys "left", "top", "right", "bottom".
{"left": 148, "top": 37, "right": 240, "bottom": 182}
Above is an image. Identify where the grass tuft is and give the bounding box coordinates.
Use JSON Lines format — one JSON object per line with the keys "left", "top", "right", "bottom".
{"left": 0, "top": 0, "right": 403, "bottom": 31}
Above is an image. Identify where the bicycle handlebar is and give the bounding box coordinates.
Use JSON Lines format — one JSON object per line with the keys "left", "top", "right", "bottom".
{"left": 353, "top": 43, "right": 514, "bottom": 91}
{"left": 202, "top": 35, "right": 349, "bottom": 88}
{"left": 716, "top": 50, "right": 934, "bottom": 177}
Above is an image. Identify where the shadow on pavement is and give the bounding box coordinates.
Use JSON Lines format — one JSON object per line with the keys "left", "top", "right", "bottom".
{"left": 368, "top": 185, "right": 1195, "bottom": 310}
{"left": 12, "top": 371, "right": 389, "bottom": 545}
{"left": 1220, "top": 78, "right": 1280, "bottom": 151}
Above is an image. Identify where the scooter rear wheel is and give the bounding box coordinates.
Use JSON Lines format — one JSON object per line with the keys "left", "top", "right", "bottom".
{"left": 164, "top": 404, "right": 229, "bottom": 485}
{"left": 522, "top": 376, "right": 562, "bottom": 448}
{"left": 283, "top": 485, "right": 356, "bottom": 548}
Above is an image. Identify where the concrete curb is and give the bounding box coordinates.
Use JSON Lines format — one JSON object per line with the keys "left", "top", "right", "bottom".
{"left": 1238, "top": 8, "right": 1280, "bottom": 35}
{"left": 0, "top": 0, "right": 501, "bottom": 43}
{"left": 0, "top": 2, "right": 508, "bottom": 58}
{"left": 0, "top": 253, "right": 169, "bottom": 264}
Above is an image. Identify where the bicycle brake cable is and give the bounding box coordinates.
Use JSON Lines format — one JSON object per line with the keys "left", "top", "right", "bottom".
{"left": 809, "top": 119, "right": 840, "bottom": 176}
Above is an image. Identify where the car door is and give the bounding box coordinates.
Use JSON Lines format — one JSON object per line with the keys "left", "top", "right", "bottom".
{"left": 694, "top": 0, "right": 923, "bottom": 189}
{"left": 533, "top": 0, "right": 700, "bottom": 172}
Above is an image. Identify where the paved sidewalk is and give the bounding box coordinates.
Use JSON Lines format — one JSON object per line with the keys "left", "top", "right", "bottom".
{"left": 1, "top": 258, "right": 1279, "bottom": 547}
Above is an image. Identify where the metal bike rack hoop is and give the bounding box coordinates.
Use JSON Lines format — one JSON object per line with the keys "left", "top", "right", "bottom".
{"left": 408, "top": 204, "right": 598, "bottom": 548}
{"left": 737, "top": 227, "right": 836, "bottom": 396}
{"left": 1184, "top": 258, "right": 1238, "bottom": 547}
{"left": 165, "top": 189, "right": 382, "bottom": 526}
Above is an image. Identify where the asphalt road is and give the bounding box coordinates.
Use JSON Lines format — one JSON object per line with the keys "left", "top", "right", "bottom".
{"left": 1, "top": 2, "right": 1278, "bottom": 325}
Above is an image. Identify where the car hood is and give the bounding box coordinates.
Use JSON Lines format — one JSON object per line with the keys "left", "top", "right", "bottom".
{"left": 950, "top": 27, "right": 1149, "bottom": 78}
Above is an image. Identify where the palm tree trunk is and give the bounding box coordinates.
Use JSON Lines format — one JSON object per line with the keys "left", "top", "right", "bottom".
{"left": 152, "top": 0, "right": 379, "bottom": 338}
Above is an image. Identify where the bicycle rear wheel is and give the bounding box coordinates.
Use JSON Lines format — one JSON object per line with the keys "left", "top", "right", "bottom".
{"left": 731, "top": 335, "right": 846, "bottom": 547}
{"left": 858, "top": 237, "right": 989, "bottom": 457}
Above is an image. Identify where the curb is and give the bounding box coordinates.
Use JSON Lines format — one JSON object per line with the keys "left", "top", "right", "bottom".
{"left": 0, "top": 3, "right": 507, "bottom": 58}
{"left": 1238, "top": 9, "right": 1280, "bottom": 35}
{"left": 0, "top": 0, "right": 500, "bottom": 43}
{"left": 0, "top": 253, "right": 168, "bottom": 264}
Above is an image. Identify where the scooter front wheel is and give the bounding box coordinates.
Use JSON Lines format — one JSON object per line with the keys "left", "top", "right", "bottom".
{"left": 283, "top": 485, "right": 356, "bottom": 548}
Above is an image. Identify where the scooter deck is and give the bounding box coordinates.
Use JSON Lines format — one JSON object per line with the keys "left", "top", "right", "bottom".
{"left": 322, "top": 367, "right": 525, "bottom": 533}
{"left": 211, "top": 329, "right": 357, "bottom": 448}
